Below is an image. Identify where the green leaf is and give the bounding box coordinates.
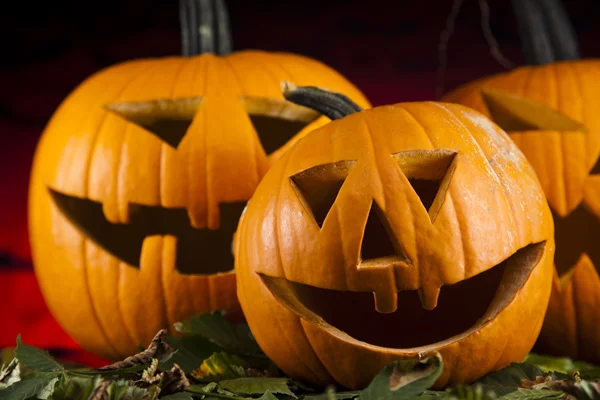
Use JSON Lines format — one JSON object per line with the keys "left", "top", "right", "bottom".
{"left": 36, "top": 376, "right": 59, "bottom": 400}
{"left": 175, "top": 312, "right": 263, "bottom": 357}
{"left": 106, "top": 379, "right": 159, "bottom": 400}
{"left": 0, "top": 371, "right": 61, "bottom": 400}
{"left": 48, "top": 374, "right": 102, "bottom": 400}
{"left": 257, "top": 391, "right": 280, "bottom": 400}
{"left": 186, "top": 383, "right": 218, "bottom": 395}
{"left": 162, "top": 335, "right": 223, "bottom": 374}
{"left": 301, "top": 386, "right": 360, "bottom": 399}
{"left": 14, "top": 336, "right": 63, "bottom": 373}
{"left": 219, "top": 377, "right": 295, "bottom": 397}
{"left": 423, "top": 384, "right": 499, "bottom": 400}
{"left": 161, "top": 393, "right": 195, "bottom": 400}
{"left": 475, "top": 363, "right": 547, "bottom": 396}
{"left": 526, "top": 353, "right": 600, "bottom": 380}
{"left": 192, "top": 352, "right": 249, "bottom": 382}
{"left": 361, "top": 353, "right": 443, "bottom": 400}
{"left": 497, "top": 390, "right": 564, "bottom": 400}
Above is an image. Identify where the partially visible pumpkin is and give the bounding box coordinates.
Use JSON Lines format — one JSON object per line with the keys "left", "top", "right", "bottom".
{"left": 235, "top": 85, "right": 554, "bottom": 389}
{"left": 28, "top": 1, "right": 370, "bottom": 361}
{"left": 442, "top": 0, "right": 600, "bottom": 361}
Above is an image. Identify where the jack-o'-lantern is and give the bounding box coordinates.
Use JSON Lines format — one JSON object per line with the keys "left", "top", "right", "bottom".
{"left": 235, "top": 84, "right": 554, "bottom": 389}
{"left": 442, "top": 0, "right": 600, "bottom": 361}
{"left": 28, "top": 1, "right": 370, "bottom": 361}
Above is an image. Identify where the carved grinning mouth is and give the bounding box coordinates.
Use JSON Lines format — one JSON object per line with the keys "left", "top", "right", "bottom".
{"left": 260, "top": 241, "right": 545, "bottom": 350}
{"left": 49, "top": 188, "right": 246, "bottom": 274}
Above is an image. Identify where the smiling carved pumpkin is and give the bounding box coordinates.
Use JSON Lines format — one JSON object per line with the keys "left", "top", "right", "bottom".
{"left": 442, "top": 0, "right": 600, "bottom": 362}
{"left": 235, "top": 85, "right": 554, "bottom": 389}
{"left": 28, "top": 1, "right": 370, "bottom": 360}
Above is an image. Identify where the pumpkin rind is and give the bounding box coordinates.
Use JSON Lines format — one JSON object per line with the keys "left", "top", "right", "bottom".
{"left": 442, "top": 60, "right": 600, "bottom": 362}
{"left": 235, "top": 102, "right": 554, "bottom": 389}
{"left": 28, "top": 51, "right": 370, "bottom": 360}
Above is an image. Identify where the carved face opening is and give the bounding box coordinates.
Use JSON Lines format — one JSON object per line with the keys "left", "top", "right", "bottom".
{"left": 48, "top": 96, "right": 319, "bottom": 274}
{"left": 259, "top": 151, "right": 546, "bottom": 350}
{"left": 481, "top": 87, "right": 598, "bottom": 276}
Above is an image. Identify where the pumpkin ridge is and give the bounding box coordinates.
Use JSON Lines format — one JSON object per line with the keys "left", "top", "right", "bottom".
{"left": 572, "top": 62, "right": 596, "bottom": 171}
{"left": 383, "top": 106, "right": 435, "bottom": 286}
{"left": 156, "top": 59, "right": 185, "bottom": 331}
{"left": 259, "top": 53, "right": 292, "bottom": 91}
{"left": 112, "top": 64, "right": 172, "bottom": 346}
{"left": 451, "top": 107, "right": 525, "bottom": 248}
{"left": 223, "top": 56, "right": 265, "bottom": 182}
{"left": 277, "top": 150, "right": 296, "bottom": 279}
{"left": 361, "top": 116, "right": 403, "bottom": 301}
{"left": 552, "top": 63, "right": 572, "bottom": 216}
{"left": 299, "top": 319, "right": 349, "bottom": 387}
{"left": 429, "top": 103, "right": 512, "bottom": 281}
{"left": 80, "top": 240, "right": 121, "bottom": 359}
{"left": 116, "top": 62, "right": 175, "bottom": 222}
{"left": 111, "top": 257, "right": 135, "bottom": 356}
{"left": 298, "top": 320, "right": 336, "bottom": 384}
{"left": 80, "top": 63, "right": 154, "bottom": 354}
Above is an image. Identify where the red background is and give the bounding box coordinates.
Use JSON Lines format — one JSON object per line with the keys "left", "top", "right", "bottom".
{"left": 1, "top": 0, "right": 599, "bottom": 364}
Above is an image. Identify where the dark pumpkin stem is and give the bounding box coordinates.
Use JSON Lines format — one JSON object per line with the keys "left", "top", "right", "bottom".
{"left": 512, "top": 0, "right": 580, "bottom": 65}
{"left": 281, "top": 81, "right": 363, "bottom": 120}
{"left": 539, "top": 0, "right": 580, "bottom": 61}
{"left": 179, "top": 0, "right": 232, "bottom": 56}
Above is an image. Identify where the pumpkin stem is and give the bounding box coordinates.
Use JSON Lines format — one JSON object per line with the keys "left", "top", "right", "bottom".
{"left": 512, "top": 0, "right": 580, "bottom": 65}
{"left": 179, "top": 0, "right": 232, "bottom": 56}
{"left": 281, "top": 81, "right": 363, "bottom": 120}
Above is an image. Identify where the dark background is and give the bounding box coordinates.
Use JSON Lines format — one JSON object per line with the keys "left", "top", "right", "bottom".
{"left": 1, "top": 0, "right": 599, "bottom": 359}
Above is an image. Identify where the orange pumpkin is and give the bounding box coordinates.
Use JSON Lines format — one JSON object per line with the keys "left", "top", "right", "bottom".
{"left": 442, "top": 0, "right": 600, "bottom": 361}
{"left": 28, "top": 1, "right": 370, "bottom": 361}
{"left": 235, "top": 84, "right": 554, "bottom": 389}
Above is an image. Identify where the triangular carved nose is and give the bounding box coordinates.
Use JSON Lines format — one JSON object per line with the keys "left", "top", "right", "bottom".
{"left": 360, "top": 201, "right": 409, "bottom": 264}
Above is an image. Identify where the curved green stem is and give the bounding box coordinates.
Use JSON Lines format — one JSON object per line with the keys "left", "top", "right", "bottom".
{"left": 281, "top": 81, "right": 363, "bottom": 120}
{"left": 180, "top": 0, "right": 232, "bottom": 56}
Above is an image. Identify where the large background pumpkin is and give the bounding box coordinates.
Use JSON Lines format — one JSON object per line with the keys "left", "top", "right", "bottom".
{"left": 236, "top": 86, "right": 554, "bottom": 389}
{"left": 28, "top": 0, "right": 370, "bottom": 360}
{"left": 442, "top": 0, "right": 600, "bottom": 362}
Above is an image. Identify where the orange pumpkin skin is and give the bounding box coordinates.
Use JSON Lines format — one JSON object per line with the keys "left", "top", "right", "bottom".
{"left": 28, "top": 50, "right": 370, "bottom": 361}
{"left": 443, "top": 60, "right": 600, "bottom": 361}
{"left": 235, "top": 102, "right": 554, "bottom": 389}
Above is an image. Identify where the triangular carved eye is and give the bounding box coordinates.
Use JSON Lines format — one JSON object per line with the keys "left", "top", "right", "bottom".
{"left": 241, "top": 97, "right": 320, "bottom": 155}
{"left": 105, "top": 97, "right": 203, "bottom": 148}
{"left": 392, "top": 149, "right": 458, "bottom": 223}
{"left": 480, "top": 87, "right": 586, "bottom": 132}
{"left": 289, "top": 160, "right": 356, "bottom": 228}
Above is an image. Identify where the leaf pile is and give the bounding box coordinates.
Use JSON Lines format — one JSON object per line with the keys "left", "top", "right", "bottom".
{"left": 1, "top": 311, "right": 599, "bottom": 399}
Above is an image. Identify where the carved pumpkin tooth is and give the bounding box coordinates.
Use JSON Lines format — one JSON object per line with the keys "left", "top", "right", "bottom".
{"left": 418, "top": 286, "right": 441, "bottom": 311}
{"left": 373, "top": 290, "right": 398, "bottom": 314}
